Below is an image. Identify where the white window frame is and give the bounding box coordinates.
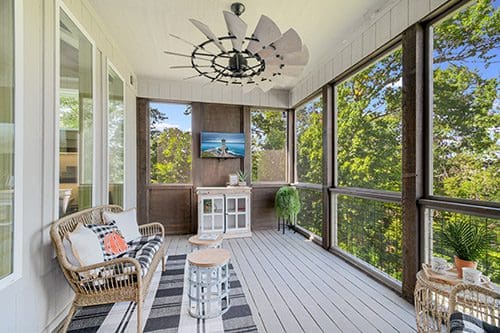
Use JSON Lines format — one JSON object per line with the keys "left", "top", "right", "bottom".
{"left": 55, "top": 1, "right": 97, "bottom": 219}
{"left": 104, "top": 60, "right": 126, "bottom": 206}
{"left": 0, "top": 0, "right": 24, "bottom": 290}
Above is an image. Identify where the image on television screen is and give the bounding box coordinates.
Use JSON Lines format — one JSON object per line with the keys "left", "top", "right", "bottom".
{"left": 200, "top": 132, "right": 245, "bottom": 158}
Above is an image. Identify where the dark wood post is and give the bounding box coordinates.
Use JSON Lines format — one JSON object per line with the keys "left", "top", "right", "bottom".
{"left": 401, "top": 23, "right": 425, "bottom": 302}
{"left": 136, "top": 97, "right": 149, "bottom": 223}
{"left": 322, "top": 86, "right": 333, "bottom": 249}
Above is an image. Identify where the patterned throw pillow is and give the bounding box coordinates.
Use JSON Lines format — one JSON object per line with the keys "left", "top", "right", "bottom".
{"left": 86, "top": 222, "right": 128, "bottom": 261}
{"left": 103, "top": 231, "right": 128, "bottom": 255}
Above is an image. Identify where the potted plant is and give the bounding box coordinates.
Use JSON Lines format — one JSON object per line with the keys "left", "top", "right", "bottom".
{"left": 275, "top": 186, "right": 300, "bottom": 225}
{"left": 441, "top": 220, "right": 494, "bottom": 278}
{"left": 237, "top": 170, "right": 249, "bottom": 186}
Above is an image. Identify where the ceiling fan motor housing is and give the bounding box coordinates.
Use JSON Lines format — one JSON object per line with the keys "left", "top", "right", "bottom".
{"left": 228, "top": 53, "right": 248, "bottom": 75}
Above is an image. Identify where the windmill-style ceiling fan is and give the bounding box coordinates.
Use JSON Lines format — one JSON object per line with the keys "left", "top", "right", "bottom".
{"left": 164, "top": 2, "right": 309, "bottom": 93}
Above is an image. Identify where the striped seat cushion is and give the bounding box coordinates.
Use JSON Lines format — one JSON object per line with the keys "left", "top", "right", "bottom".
{"left": 120, "top": 235, "right": 164, "bottom": 276}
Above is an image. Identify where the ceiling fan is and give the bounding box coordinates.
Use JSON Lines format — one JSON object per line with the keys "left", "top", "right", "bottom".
{"left": 164, "top": 2, "right": 309, "bottom": 93}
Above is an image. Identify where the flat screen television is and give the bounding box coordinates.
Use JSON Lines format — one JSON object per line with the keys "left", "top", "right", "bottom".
{"left": 200, "top": 131, "right": 245, "bottom": 158}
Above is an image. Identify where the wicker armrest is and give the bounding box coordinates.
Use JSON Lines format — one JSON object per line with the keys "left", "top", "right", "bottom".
{"left": 65, "top": 257, "right": 143, "bottom": 293}
{"left": 139, "top": 222, "right": 165, "bottom": 237}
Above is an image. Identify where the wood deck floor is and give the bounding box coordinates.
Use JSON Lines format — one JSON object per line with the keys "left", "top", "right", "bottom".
{"left": 165, "top": 230, "right": 417, "bottom": 333}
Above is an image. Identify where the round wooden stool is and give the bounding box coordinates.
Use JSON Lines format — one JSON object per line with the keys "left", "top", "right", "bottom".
{"left": 188, "top": 234, "right": 224, "bottom": 251}
{"left": 187, "top": 248, "right": 231, "bottom": 319}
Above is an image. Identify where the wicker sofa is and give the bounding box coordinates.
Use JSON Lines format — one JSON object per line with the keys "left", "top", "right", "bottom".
{"left": 50, "top": 205, "right": 166, "bottom": 333}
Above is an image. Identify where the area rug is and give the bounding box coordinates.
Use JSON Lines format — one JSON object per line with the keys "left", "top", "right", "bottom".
{"left": 67, "top": 254, "right": 258, "bottom": 333}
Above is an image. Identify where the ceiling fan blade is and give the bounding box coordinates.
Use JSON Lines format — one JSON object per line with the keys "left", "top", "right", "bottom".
{"left": 266, "top": 45, "right": 309, "bottom": 66}
{"left": 280, "top": 64, "right": 305, "bottom": 77}
{"left": 246, "top": 15, "right": 281, "bottom": 55}
{"left": 257, "top": 79, "right": 274, "bottom": 92}
{"left": 223, "top": 11, "right": 247, "bottom": 52}
{"left": 265, "top": 64, "right": 305, "bottom": 77}
{"left": 163, "top": 50, "right": 192, "bottom": 58}
{"left": 170, "top": 65, "right": 211, "bottom": 69}
{"left": 182, "top": 71, "right": 217, "bottom": 80}
{"left": 189, "top": 18, "right": 226, "bottom": 53}
{"left": 169, "top": 33, "right": 217, "bottom": 55}
{"left": 163, "top": 50, "right": 212, "bottom": 61}
{"left": 243, "top": 83, "right": 257, "bottom": 94}
{"left": 211, "top": 71, "right": 225, "bottom": 82}
{"left": 258, "top": 28, "right": 302, "bottom": 59}
{"left": 227, "top": 77, "right": 241, "bottom": 85}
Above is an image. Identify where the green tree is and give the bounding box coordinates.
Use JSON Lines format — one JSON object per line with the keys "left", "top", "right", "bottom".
{"left": 333, "top": 0, "right": 499, "bottom": 281}
{"left": 151, "top": 127, "right": 192, "bottom": 183}
{"left": 294, "top": 96, "right": 324, "bottom": 234}
{"left": 251, "top": 109, "right": 287, "bottom": 182}
{"left": 149, "top": 106, "right": 192, "bottom": 184}
{"left": 296, "top": 96, "right": 324, "bottom": 185}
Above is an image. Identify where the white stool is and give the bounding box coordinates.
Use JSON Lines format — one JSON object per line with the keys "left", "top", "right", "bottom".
{"left": 188, "top": 234, "right": 224, "bottom": 251}
{"left": 187, "top": 248, "right": 231, "bottom": 319}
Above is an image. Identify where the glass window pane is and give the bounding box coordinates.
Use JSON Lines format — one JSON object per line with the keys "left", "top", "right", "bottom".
{"left": 0, "top": 0, "right": 14, "bottom": 279}
{"left": 214, "top": 199, "right": 223, "bottom": 214}
{"left": 429, "top": 209, "right": 499, "bottom": 284}
{"left": 337, "top": 195, "right": 403, "bottom": 281}
{"left": 251, "top": 109, "right": 287, "bottom": 182}
{"left": 107, "top": 66, "right": 124, "bottom": 206}
{"left": 431, "top": 1, "right": 499, "bottom": 202}
{"left": 238, "top": 214, "right": 245, "bottom": 228}
{"left": 149, "top": 102, "right": 192, "bottom": 184}
{"left": 203, "top": 199, "right": 212, "bottom": 214}
{"left": 296, "top": 96, "right": 323, "bottom": 184}
{"left": 297, "top": 188, "right": 323, "bottom": 235}
{"left": 59, "top": 10, "right": 93, "bottom": 217}
{"left": 336, "top": 48, "right": 402, "bottom": 191}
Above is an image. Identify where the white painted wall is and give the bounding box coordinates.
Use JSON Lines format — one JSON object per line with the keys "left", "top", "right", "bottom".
{"left": 0, "top": 0, "right": 137, "bottom": 332}
{"left": 138, "top": 77, "right": 290, "bottom": 109}
{"left": 289, "top": 0, "right": 450, "bottom": 107}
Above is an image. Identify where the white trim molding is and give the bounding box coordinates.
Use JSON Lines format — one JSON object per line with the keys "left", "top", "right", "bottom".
{"left": 0, "top": 0, "right": 24, "bottom": 291}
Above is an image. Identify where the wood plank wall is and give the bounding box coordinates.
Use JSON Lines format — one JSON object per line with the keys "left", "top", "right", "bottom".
{"left": 137, "top": 99, "right": 281, "bottom": 234}
{"left": 192, "top": 103, "right": 245, "bottom": 187}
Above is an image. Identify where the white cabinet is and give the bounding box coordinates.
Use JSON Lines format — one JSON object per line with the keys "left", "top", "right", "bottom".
{"left": 197, "top": 187, "right": 251, "bottom": 238}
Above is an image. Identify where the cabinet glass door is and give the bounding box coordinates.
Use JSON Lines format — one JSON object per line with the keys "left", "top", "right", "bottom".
{"left": 226, "top": 196, "right": 247, "bottom": 231}
{"left": 201, "top": 196, "right": 224, "bottom": 232}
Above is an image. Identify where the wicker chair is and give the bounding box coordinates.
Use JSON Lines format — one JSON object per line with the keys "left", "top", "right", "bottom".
{"left": 415, "top": 271, "right": 451, "bottom": 333}
{"left": 448, "top": 283, "right": 500, "bottom": 329}
{"left": 50, "top": 205, "right": 166, "bottom": 333}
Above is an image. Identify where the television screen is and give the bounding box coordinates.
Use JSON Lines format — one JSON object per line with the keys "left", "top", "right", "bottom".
{"left": 200, "top": 132, "right": 245, "bottom": 158}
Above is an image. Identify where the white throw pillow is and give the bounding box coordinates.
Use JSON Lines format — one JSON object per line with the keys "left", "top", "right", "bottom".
{"left": 62, "top": 236, "right": 80, "bottom": 267}
{"left": 67, "top": 223, "right": 104, "bottom": 267}
{"left": 102, "top": 208, "right": 141, "bottom": 242}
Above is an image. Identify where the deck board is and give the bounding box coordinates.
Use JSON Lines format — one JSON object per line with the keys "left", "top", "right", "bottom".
{"left": 265, "top": 231, "right": 416, "bottom": 330}
{"left": 279, "top": 232, "right": 416, "bottom": 319}
{"left": 164, "top": 230, "right": 416, "bottom": 332}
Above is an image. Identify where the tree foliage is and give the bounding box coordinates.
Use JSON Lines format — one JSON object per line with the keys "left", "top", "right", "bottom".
{"left": 149, "top": 106, "right": 192, "bottom": 184}
{"left": 293, "top": 0, "right": 499, "bottom": 281}
{"left": 296, "top": 96, "right": 324, "bottom": 185}
{"left": 251, "top": 110, "right": 287, "bottom": 182}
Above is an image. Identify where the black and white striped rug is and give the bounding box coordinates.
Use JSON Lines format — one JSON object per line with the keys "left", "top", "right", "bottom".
{"left": 67, "top": 254, "right": 258, "bottom": 333}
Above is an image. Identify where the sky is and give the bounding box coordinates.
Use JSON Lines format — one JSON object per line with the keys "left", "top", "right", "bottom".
{"left": 150, "top": 102, "right": 191, "bottom": 132}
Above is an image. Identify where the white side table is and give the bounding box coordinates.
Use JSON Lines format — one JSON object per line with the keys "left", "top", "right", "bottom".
{"left": 188, "top": 234, "right": 224, "bottom": 251}
{"left": 187, "top": 248, "right": 231, "bottom": 319}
